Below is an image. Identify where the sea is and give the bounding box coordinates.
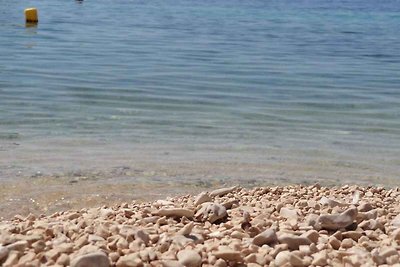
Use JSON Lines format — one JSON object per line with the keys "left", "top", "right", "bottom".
{"left": 0, "top": 0, "right": 400, "bottom": 215}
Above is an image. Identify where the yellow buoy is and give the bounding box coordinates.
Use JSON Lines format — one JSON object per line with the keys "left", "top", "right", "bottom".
{"left": 25, "top": 8, "right": 38, "bottom": 23}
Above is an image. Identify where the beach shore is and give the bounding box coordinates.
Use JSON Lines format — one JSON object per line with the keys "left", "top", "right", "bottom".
{"left": 1, "top": 184, "right": 400, "bottom": 266}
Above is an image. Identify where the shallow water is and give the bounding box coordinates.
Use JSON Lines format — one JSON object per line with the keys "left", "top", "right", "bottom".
{"left": 1, "top": 0, "right": 400, "bottom": 206}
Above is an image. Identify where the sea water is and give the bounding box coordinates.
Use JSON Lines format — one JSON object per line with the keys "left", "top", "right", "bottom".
{"left": 1, "top": 0, "right": 400, "bottom": 187}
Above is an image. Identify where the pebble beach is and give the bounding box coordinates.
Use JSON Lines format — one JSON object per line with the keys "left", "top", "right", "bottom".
{"left": 1, "top": 184, "right": 400, "bottom": 266}
{"left": 2, "top": 1, "right": 400, "bottom": 267}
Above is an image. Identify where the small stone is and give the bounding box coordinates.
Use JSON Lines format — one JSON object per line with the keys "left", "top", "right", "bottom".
{"left": 135, "top": 230, "right": 150, "bottom": 246}
{"left": 172, "top": 234, "right": 194, "bottom": 247}
{"left": 222, "top": 199, "right": 239, "bottom": 209}
{"left": 6, "top": 240, "right": 28, "bottom": 252}
{"left": 57, "top": 253, "right": 70, "bottom": 266}
{"left": 154, "top": 200, "right": 175, "bottom": 207}
{"left": 109, "top": 252, "right": 120, "bottom": 263}
{"left": 295, "top": 200, "right": 307, "bottom": 209}
{"left": 231, "top": 230, "right": 248, "bottom": 239}
{"left": 100, "top": 208, "right": 115, "bottom": 218}
{"left": 161, "top": 260, "right": 184, "bottom": 267}
{"left": 57, "top": 243, "right": 75, "bottom": 253}
{"left": 278, "top": 234, "right": 311, "bottom": 250}
{"left": 274, "top": 251, "right": 290, "bottom": 266}
{"left": 305, "top": 214, "right": 319, "bottom": 228}
{"left": 358, "top": 203, "right": 373, "bottom": 212}
{"left": 89, "top": 234, "right": 105, "bottom": 242}
{"left": 66, "top": 212, "right": 80, "bottom": 220}
{"left": 209, "top": 186, "right": 238, "bottom": 197}
{"left": 178, "top": 222, "right": 194, "bottom": 236}
{"left": 31, "top": 240, "right": 46, "bottom": 253}
{"left": 379, "top": 247, "right": 398, "bottom": 259}
{"left": 280, "top": 207, "right": 298, "bottom": 219}
{"left": 214, "top": 249, "right": 242, "bottom": 262}
{"left": 75, "top": 235, "right": 89, "bottom": 248}
{"left": 244, "top": 253, "right": 257, "bottom": 263}
{"left": 117, "top": 237, "right": 129, "bottom": 250}
{"left": 0, "top": 245, "right": 9, "bottom": 262}
{"left": 302, "top": 230, "right": 319, "bottom": 243}
{"left": 392, "top": 228, "right": 400, "bottom": 241}
{"left": 312, "top": 250, "right": 328, "bottom": 266}
{"left": 276, "top": 203, "right": 284, "bottom": 212}
{"left": 342, "top": 231, "right": 363, "bottom": 241}
{"left": 18, "top": 251, "right": 36, "bottom": 264}
{"left": 392, "top": 214, "right": 400, "bottom": 228}
{"left": 341, "top": 238, "right": 354, "bottom": 249}
{"left": 194, "top": 192, "right": 212, "bottom": 206}
{"left": 116, "top": 253, "right": 143, "bottom": 267}
{"left": 123, "top": 209, "right": 135, "bottom": 218}
{"left": 270, "top": 244, "right": 289, "bottom": 258}
{"left": 299, "top": 245, "right": 312, "bottom": 255}
{"left": 319, "top": 196, "right": 345, "bottom": 208}
{"left": 138, "top": 250, "right": 150, "bottom": 262}
{"left": 316, "top": 207, "right": 357, "bottom": 230}
{"left": 141, "top": 216, "right": 159, "bottom": 224}
{"left": 3, "top": 251, "right": 19, "bottom": 267}
{"left": 156, "top": 208, "right": 194, "bottom": 218}
{"left": 328, "top": 236, "right": 341, "bottom": 250}
{"left": 45, "top": 248, "right": 61, "bottom": 261}
{"left": 365, "top": 191, "right": 373, "bottom": 197}
{"left": 214, "top": 259, "right": 227, "bottom": 267}
{"left": 352, "top": 191, "right": 360, "bottom": 205}
{"left": 23, "top": 234, "right": 42, "bottom": 244}
{"left": 177, "top": 250, "right": 202, "bottom": 267}
{"left": 157, "top": 217, "right": 168, "bottom": 225}
{"left": 252, "top": 229, "right": 277, "bottom": 246}
{"left": 195, "top": 203, "right": 227, "bottom": 223}
{"left": 95, "top": 226, "right": 110, "bottom": 239}
{"left": 332, "top": 231, "right": 342, "bottom": 240}
{"left": 289, "top": 253, "right": 305, "bottom": 266}
{"left": 387, "top": 254, "right": 400, "bottom": 265}
{"left": 307, "top": 200, "right": 317, "bottom": 208}
{"left": 70, "top": 252, "right": 110, "bottom": 267}
{"left": 359, "top": 219, "right": 383, "bottom": 231}
{"left": 358, "top": 210, "right": 378, "bottom": 221}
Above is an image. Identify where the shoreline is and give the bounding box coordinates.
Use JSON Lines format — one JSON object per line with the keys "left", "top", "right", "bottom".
{"left": 1, "top": 172, "right": 398, "bottom": 221}
{"left": 1, "top": 184, "right": 400, "bottom": 266}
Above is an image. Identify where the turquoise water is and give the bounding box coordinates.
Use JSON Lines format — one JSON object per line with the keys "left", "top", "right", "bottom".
{"left": 1, "top": 0, "right": 400, "bottom": 183}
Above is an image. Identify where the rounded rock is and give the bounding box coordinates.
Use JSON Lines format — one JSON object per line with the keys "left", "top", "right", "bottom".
{"left": 302, "top": 230, "right": 319, "bottom": 243}
{"left": 275, "top": 251, "right": 291, "bottom": 266}
{"left": 341, "top": 238, "right": 354, "bottom": 249}
{"left": 70, "top": 252, "right": 110, "bottom": 267}
{"left": 328, "top": 236, "right": 341, "bottom": 250}
{"left": 278, "top": 234, "right": 311, "bottom": 250}
{"left": 280, "top": 207, "right": 298, "bottom": 220}
{"left": 214, "top": 250, "right": 242, "bottom": 262}
{"left": 252, "top": 229, "right": 277, "bottom": 246}
{"left": 0, "top": 246, "right": 9, "bottom": 262}
{"left": 116, "top": 253, "right": 143, "bottom": 267}
{"left": 312, "top": 251, "right": 328, "bottom": 266}
{"left": 177, "top": 250, "right": 202, "bottom": 267}
{"left": 392, "top": 228, "right": 400, "bottom": 241}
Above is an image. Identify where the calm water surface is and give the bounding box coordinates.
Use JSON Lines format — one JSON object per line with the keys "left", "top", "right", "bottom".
{"left": 1, "top": 0, "right": 400, "bottom": 185}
